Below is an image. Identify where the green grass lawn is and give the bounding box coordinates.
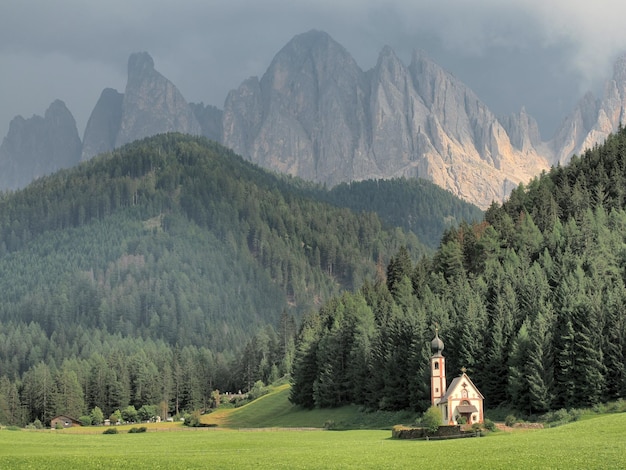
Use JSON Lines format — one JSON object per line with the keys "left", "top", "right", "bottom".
{"left": 1, "top": 412, "right": 625, "bottom": 469}
{"left": 202, "top": 384, "right": 417, "bottom": 429}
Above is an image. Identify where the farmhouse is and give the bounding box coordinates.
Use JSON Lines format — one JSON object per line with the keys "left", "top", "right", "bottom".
{"left": 430, "top": 330, "right": 484, "bottom": 425}
{"left": 51, "top": 415, "right": 81, "bottom": 428}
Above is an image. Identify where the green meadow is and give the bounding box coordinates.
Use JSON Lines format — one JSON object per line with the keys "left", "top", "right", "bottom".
{"left": 2, "top": 387, "right": 626, "bottom": 469}
{"left": 1, "top": 413, "right": 626, "bottom": 469}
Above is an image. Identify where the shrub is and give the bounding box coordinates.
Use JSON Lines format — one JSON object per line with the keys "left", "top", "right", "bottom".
{"left": 541, "top": 408, "right": 576, "bottom": 427}
{"left": 248, "top": 381, "right": 269, "bottom": 401}
{"left": 456, "top": 416, "right": 467, "bottom": 425}
{"left": 422, "top": 406, "right": 442, "bottom": 434}
{"left": 103, "top": 428, "right": 118, "bottom": 434}
{"left": 483, "top": 419, "right": 496, "bottom": 432}
{"left": 6, "top": 425, "right": 20, "bottom": 431}
{"left": 33, "top": 419, "right": 43, "bottom": 429}
{"left": 504, "top": 415, "right": 517, "bottom": 427}
{"left": 122, "top": 405, "right": 138, "bottom": 423}
{"left": 137, "top": 405, "right": 156, "bottom": 422}
{"left": 568, "top": 409, "right": 582, "bottom": 422}
{"left": 90, "top": 406, "right": 104, "bottom": 426}
{"left": 79, "top": 415, "right": 92, "bottom": 427}
{"left": 109, "top": 409, "right": 122, "bottom": 425}
{"left": 183, "top": 410, "right": 202, "bottom": 427}
{"left": 323, "top": 420, "right": 336, "bottom": 430}
{"left": 55, "top": 422, "right": 64, "bottom": 430}
{"left": 128, "top": 426, "right": 147, "bottom": 433}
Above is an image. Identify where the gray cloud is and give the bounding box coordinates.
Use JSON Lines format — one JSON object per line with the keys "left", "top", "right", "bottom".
{"left": 1, "top": 0, "right": 625, "bottom": 138}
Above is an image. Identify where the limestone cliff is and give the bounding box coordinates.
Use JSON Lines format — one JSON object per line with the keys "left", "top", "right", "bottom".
{"left": 0, "top": 100, "right": 82, "bottom": 190}
{"left": 5, "top": 34, "right": 626, "bottom": 209}
{"left": 81, "top": 88, "right": 123, "bottom": 160}
{"left": 552, "top": 54, "right": 626, "bottom": 164}
{"left": 223, "top": 31, "right": 551, "bottom": 208}
{"left": 115, "top": 52, "right": 201, "bottom": 148}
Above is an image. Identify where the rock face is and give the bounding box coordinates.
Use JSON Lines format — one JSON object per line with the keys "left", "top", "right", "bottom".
{"left": 4, "top": 34, "right": 626, "bottom": 208}
{"left": 190, "top": 102, "right": 223, "bottom": 143}
{"left": 552, "top": 54, "right": 626, "bottom": 164}
{"left": 80, "top": 52, "right": 203, "bottom": 161}
{"left": 115, "top": 52, "right": 201, "bottom": 148}
{"left": 81, "top": 88, "right": 123, "bottom": 160}
{"left": 501, "top": 107, "right": 542, "bottom": 153}
{"left": 0, "top": 100, "right": 82, "bottom": 190}
{"left": 223, "top": 30, "right": 551, "bottom": 208}
{"left": 223, "top": 30, "right": 370, "bottom": 183}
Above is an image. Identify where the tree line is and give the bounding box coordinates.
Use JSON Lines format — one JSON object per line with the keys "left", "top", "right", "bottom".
{"left": 0, "top": 133, "right": 484, "bottom": 426}
{"left": 0, "top": 311, "right": 297, "bottom": 426}
{"left": 291, "top": 127, "right": 626, "bottom": 415}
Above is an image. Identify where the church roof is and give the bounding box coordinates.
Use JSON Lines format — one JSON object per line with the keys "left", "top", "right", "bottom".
{"left": 431, "top": 330, "right": 444, "bottom": 356}
{"left": 438, "top": 372, "right": 484, "bottom": 402}
{"left": 457, "top": 404, "right": 478, "bottom": 413}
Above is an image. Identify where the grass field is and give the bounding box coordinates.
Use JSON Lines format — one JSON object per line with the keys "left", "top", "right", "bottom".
{"left": 1, "top": 412, "right": 626, "bottom": 469}
{"left": 201, "top": 384, "right": 417, "bottom": 429}
{"left": 2, "top": 385, "right": 626, "bottom": 469}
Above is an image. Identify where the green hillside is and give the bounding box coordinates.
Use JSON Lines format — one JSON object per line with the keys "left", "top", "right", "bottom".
{"left": 0, "top": 133, "right": 481, "bottom": 426}
{"left": 291, "top": 127, "right": 626, "bottom": 415}
{"left": 322, "top": 178, "right": 483, "bottom": 249}
{"left": 202, "top": 384, "right": 415, "bottom": 429}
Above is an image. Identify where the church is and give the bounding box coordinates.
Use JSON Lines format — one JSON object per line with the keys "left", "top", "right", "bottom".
{"left": 430, "top": 329, "right": 484, "bottom": 425}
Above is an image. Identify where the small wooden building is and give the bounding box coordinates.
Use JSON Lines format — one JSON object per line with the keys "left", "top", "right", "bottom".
{"left": 51, "top": 415, "right": 81, "bottom": 428}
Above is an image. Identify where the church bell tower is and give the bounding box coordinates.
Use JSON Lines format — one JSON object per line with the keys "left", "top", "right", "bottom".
{"left": 430, "top": 328, "right": 446, "bottom": 406}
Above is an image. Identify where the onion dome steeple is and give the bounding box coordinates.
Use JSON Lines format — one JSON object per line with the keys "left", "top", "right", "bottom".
{"left": 431, "top": 328, "right": 444, "bottom": 356}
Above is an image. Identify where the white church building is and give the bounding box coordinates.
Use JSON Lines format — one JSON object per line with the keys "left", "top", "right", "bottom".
{"left": 430, "top": 330, "right": 484, "bottom": 425}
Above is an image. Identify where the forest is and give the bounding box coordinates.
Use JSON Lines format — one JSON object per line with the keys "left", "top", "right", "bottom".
{"left": 290, "top": 126, "right": 626, "bottom": 416}
{"left": 0, "top": 133, "right": 479, "bottom": 426}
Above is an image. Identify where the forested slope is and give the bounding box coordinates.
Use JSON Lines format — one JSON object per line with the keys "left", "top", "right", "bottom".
{"left": 291, "top": 126, "right": 626, "bottom": 415}
{"left": 0, "top": 133, "right": 481, "bottom": 426}
{"left": 320, "top": 178, "right": 483, "bottom": 249}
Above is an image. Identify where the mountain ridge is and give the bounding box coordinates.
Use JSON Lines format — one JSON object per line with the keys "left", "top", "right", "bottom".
{"left": 2, "top": 31, "right": 626, "bottom": 209}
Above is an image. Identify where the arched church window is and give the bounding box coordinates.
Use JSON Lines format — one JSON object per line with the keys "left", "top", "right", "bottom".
{"left": 434, "top": 362, "right": 439, "bottom": 370}
{"left": 461, "top": 389, "right": 468, "bottom": 398}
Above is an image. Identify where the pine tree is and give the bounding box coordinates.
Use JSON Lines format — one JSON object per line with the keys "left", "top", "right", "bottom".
{"left": 289, "top": 313, "right": 321, "bottom": 408}
{"left": 507, "top": 321, "right": 532, "bottom": 412}
{"left": 525, "top": 306, "right": 554, "bottom": 413}
{"left": 21, "top": 362, "right": 55, "bottom": 424}
{"left": 53, "top": 368, "right": 85, "bottom": 419}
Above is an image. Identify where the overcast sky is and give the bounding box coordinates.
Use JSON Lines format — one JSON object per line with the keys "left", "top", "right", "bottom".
{"left": 2, "top": 0, "right": 626, "bottom": 139}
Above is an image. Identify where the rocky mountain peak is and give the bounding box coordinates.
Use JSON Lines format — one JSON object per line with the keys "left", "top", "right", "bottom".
{"left": 267, "top": 29, "right": 362, "bottom": 84}
{"left": 613, "top": 53, "right": 626, "bottom": 83}
{"left": 115, "top": 52, "right": 201, "bottom": 148}
{"left": 0, "top": 100, "right": 81, "bottom": 190}
{"left": 223, "top": 34, "right": 551, "bottom": 208}
{"left": 81, "top": 88, "right": 123, "bottom": 160}
{"left": 6, "top": 31, "right": 626, "bottom": 209}
{"left": 551, "top": 57, "right": 626, "bottom": 165}
{"left": 128, "top": 52, "right": 154, "bottom": 74}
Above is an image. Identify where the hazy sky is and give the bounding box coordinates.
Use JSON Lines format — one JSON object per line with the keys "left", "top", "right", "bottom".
{"left": 2, "top": 0, "right": 626, "bottom": 139}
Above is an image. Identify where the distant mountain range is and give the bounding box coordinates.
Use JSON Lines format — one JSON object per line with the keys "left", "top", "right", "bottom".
{"left": 2, "top": 30, "right": 626, "bottom": 209}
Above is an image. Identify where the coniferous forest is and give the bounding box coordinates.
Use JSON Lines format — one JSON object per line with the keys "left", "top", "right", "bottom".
{"left": 11, "top": 125, "right": 626, "bottom": 426}
{"left": 290, "top": 126, "right": 626, "bottom": 416}
{"left": 0, "top": 133, "right": 481, "bottom": 426}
